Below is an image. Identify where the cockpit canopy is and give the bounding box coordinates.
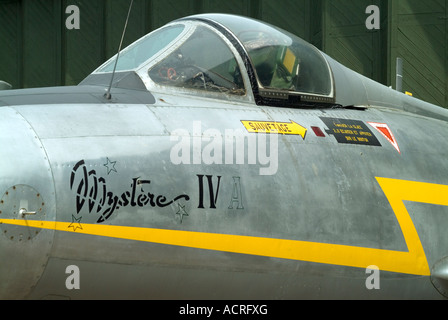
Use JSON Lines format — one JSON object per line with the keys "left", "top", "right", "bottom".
{"left": 92, "top": 14, "right": 335, "bottom": 107}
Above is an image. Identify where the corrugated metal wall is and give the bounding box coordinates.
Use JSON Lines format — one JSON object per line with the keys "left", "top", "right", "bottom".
{"left": 388, "top": 0, "right": 447, "bottom": 108}
{"left": 322, "top": 0, "right": 387, "bottom": 84}
{"left": 0, "top": 0, "right": 446, "bottom": 108}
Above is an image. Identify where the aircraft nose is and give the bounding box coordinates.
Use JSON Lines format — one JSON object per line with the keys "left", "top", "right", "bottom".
{"left": 0, "top": 185, "right": 45, "bottom": 241}
{"left": 0, "top": 107, "right": 55, "bottom": 299}
{"left": 0, "top": 195, "right": 50, "bottom": 298}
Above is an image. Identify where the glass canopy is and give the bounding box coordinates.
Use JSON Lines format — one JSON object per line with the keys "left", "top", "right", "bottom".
{"left": 93, "top": 14, "right": 335, "bottom": 106}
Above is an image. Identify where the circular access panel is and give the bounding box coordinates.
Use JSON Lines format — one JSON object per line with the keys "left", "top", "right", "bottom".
{"left": 0, "top": 185, "right": 45, "bottom": 242}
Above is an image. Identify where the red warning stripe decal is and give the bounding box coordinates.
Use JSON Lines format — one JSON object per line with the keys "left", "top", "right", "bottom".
{"left": 368, "top": 122, "right": 401, "bottom": 154}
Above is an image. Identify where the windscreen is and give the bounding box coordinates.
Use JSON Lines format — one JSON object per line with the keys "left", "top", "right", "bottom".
{"left": 148, "top": 26, "right": 245, "bottom": 95}
{"left": 205, "top": 15, "right": 333, "bottom": 97}
{"left": 97, "top": 25, "right": 185, "bottom": 73}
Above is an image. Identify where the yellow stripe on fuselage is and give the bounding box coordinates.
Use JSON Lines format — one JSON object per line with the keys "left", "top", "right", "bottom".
{"left": 2, "top": 178, "right": 447, "bottom": 276}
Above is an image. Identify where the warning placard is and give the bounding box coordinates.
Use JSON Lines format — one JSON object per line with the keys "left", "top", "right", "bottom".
{"left": 320, "top": 117, "right": 381, "bottom": 146}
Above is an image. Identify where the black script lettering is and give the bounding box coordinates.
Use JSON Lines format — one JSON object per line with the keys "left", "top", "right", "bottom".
{"left": 70, "top": 160, "right": 190, "bottom": 223}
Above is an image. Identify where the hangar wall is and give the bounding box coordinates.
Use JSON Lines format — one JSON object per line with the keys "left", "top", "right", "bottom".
{"left": 0, "top": 0, "right": 446, "bottom": 108}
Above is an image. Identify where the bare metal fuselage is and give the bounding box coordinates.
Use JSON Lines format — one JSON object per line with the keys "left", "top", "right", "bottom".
{"left": 1, "top": 14, "right": 447, "bottom": 300}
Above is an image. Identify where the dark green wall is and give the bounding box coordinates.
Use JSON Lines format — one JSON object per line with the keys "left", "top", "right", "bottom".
{"left": 0, "top": 0, "right": 446, "bottom": 108}
{"left": 321, "top": 0, "right": 387, "bottom": 84}
{"left": 388, "top": 0, "right": 448, "bottom": 108}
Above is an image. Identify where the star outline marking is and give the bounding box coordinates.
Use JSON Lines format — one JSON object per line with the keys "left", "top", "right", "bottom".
{"left": 104, "top": 157, "right": 117, "bottom": 175}
{"left": 176, "top": 203, "right": 189, "bottom": 223}
{"left": 68, "top": 215, "right": 83, "bottom": 232}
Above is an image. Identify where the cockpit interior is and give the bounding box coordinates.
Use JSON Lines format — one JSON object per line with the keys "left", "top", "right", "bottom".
{"left": 89, "top": 14, "right": 336, "bottom": 107}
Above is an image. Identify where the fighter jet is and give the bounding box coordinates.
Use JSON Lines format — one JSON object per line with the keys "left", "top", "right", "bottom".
{"left": 1, "top": 13, "right": 447, "bottom": 300}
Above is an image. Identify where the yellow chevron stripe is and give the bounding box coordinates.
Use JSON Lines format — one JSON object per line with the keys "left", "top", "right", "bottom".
{"left": 2, "top": 178, "right": 446, "bottom": 276}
